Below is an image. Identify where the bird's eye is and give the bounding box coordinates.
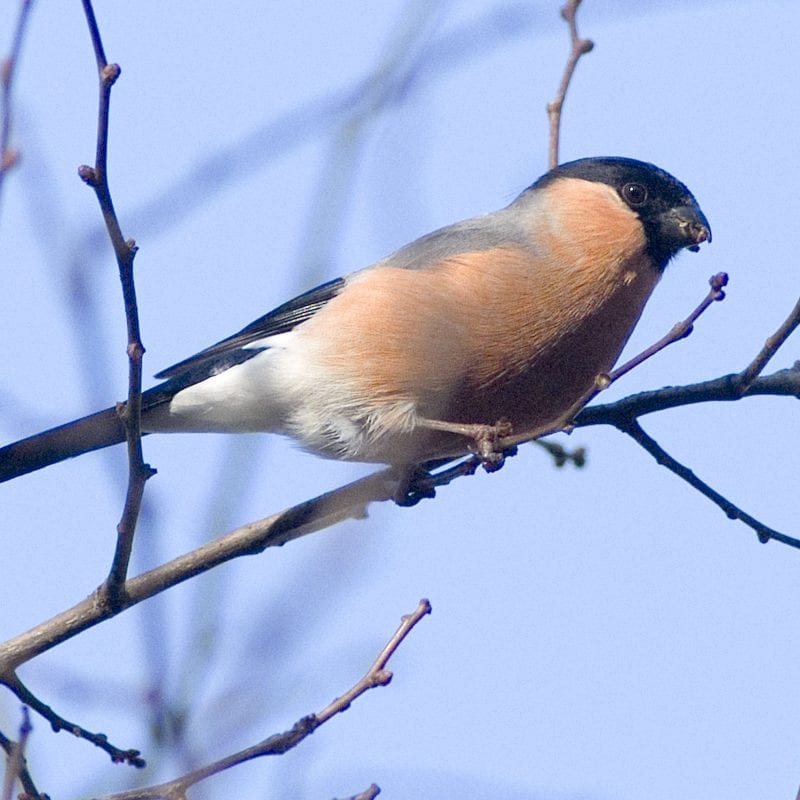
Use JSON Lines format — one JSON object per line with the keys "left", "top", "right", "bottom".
{"left": 621, "top": 182, "right": 648, "bottom": 207}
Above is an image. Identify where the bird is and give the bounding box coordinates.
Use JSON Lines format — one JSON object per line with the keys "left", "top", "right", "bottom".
{"left": 0, "top": 156, "right": 711, "bottom": 497}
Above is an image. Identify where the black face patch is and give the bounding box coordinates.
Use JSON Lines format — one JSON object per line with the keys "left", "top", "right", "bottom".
{"left": 529, "top": 157, "right": 711, "bottom": 268}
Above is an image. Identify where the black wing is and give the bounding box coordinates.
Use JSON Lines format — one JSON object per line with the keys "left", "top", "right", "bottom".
{"left": 154, "top": 276, "right": 345, "bottom": 381}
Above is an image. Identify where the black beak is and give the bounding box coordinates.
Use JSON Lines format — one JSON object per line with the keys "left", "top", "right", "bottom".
{"left": 670, "top": 203, "right": 712, "bottom": 253}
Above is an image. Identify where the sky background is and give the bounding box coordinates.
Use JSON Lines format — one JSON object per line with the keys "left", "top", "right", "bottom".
{"left": 1, "top": 1, "right": 799, "bottom": 799}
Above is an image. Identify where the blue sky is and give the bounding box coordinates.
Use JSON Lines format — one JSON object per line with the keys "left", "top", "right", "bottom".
{"left": 1, "top": 2, "right": 799, "bottom": 798}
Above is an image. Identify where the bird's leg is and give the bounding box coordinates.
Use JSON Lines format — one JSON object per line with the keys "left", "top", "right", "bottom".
{"left": 416, "top": 417, "right": 514, "bottom": 470}
{"left": 392, "top": 456, "right": 484, "bottom": 506}
{"left": 393, "top": 464, "right": 439, "bottom": 507}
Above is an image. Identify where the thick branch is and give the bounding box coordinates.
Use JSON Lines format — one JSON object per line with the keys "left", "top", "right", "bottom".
{"left": 574, "top": 367, "right": 800, "bottom": 427}
{"left": 0, "top": 470, "right": 397, "bottom": 672}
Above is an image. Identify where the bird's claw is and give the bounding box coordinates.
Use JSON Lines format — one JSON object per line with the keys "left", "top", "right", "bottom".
{"left": 472, "top": 418, "right": 514, "bottom": 471}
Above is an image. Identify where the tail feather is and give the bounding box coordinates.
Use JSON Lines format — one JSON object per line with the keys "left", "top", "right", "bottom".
{"left": 0, "top": 407, "right": 127, "bottom": 483}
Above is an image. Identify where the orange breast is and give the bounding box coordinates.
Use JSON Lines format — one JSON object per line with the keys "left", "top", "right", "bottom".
{"left": 296, "top": 180, "right": 660, "bottom": 461}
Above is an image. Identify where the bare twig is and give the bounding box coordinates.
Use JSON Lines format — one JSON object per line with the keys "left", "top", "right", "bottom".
{"left": 0, "top": 0, "right": 34, "bottom": 211}
{"left": 494, "top": 272, "right": 729, "bottom": 453}
{"left": 92, "top": 601, "right": 430, "bottom": 800}
{"left": 737, "top": 295, "right": 800, "bottom": 391}
{"left": 78, "top": 0, "right": 151, "bottom": 604}
{"left": 617, "top": 418, "right": 800, "bottom": 549}
{"left": 0, "top": 674, "right": 144, "bottom": 768}
{"left": 546, "top": 0, "right": 594, "bottom": 169}
{"left": 603, "top": 272, "right": 729, "bottom": 385}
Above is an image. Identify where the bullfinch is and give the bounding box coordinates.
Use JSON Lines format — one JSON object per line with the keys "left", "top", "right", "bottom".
{"left": 0, "top": 157, "right": 711, "bottom": 488}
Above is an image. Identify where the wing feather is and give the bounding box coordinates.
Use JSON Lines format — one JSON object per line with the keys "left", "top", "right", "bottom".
{"left": 154, "top": 276, "right": 345, "bottom": 381}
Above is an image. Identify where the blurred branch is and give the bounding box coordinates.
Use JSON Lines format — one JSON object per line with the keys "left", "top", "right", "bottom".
{"left": 535, "top": 439, "right": 586, "bottom": 468}
{"left": 92, "top": 601, "right": 431, "bottom": 800}
{"left": 1, "top": 708, "right": 39, "bottom": 800}
{"left": 77, "top": 0, "right": 152, "bottom": 605}
{"left": 171, "top": 2, "right": 445, "bottom": 746}
{"left": 73, "top": 4, "right": 537, "bottom": 254}
{"left": 297, "top": 0, "right": 441, "bottom": 284}
{"left": 0, "top": 0, "right": 34, "bottom": 219}
{"left": 546, "top": 0, "right": 594, "bottom": 169}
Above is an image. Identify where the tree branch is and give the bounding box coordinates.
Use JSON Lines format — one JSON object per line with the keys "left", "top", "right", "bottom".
{"left": 574, "top": 366, "right": 800, "bottom": 426}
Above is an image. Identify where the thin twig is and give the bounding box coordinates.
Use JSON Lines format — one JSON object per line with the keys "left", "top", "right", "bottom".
{"left": 0, "top": 674, "right": 144, "bottom": 768}
{"left": 78, "top": 0, "right": 151, "bottom": 605}
{"left": 92, "top": 601, "right": 431, "bottom": 800}
{"left": 0, "top": 0, "right": 35, "bottom": 215}
{"left": 494, "top": 272, "right": 729, "bottom": 453}
{"left": 605, "top": 272, "right": 729, "bottom": 385}
{"left": 617, "top": 418, "right": 800, "bottom": 549}
{"left": 546, "top": 0, "right": 593, "bottom": 169}
{"left": 737, "top": 295, "right": 800, "bottom": 391}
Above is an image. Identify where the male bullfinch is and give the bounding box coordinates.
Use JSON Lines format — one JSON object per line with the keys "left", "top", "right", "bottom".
{"left": 0, "top": 157, "right": 711, "bottom": 487}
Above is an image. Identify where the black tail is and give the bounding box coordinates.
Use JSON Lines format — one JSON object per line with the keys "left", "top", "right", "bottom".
{"left": 0, "top": 407, "right": 127, "bottom": 483}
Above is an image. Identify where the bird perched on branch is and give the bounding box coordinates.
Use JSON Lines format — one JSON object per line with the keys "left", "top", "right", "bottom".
{"left": 0, "top": 157, "right": 711, "bottom": 495}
